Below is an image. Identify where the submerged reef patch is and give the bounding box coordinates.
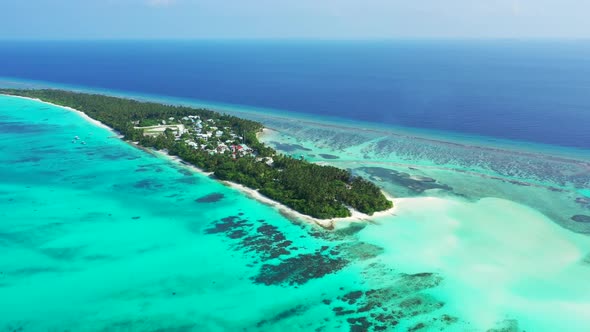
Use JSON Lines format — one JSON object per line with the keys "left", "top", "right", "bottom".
{"left": 195, "top": 193, "right": 225, "bottom": 203}
{"left": 323, "top": 273, "right": 448, "bottom": 331}
{"left": 204, "top": 216, "right": 251, "bottom": 236}
{"left": 176, "top": 167, "right": 193, "bottom": 177}
{"left": 254, "top": 252, "right": 349, "bottom": 286}
{"left": 316, "top": 272, "right": 451, "bottom": 332}
{"left": 487, "top": 319, "right": 522, "bottom": 332}
{"left": 269, "top": 141, "right": 312, "bottom": 152}
{"left": 41, "top": 246, "right": 85, "bottom": 261}
{"left": 571, "top": 215, "right": 590, "bottom": 223}
{"left": 204, "top": 216, "right": 294, "bottom": 262}
{"left": 262, "top": 119, "right": 590, "bottom": 191}
{"left": 576, "top": 197, "right": 590, "bottom": 208}
{"left": 359, "top": 167, "right": 452, "bottom": 194}
{"left": 319, "top": 154, "right": 340, "bottom": 159}
{"left": 256, "top": 305, "right": 310, "bottom": 328}
{"left": 101, "top": 152, "right": 133, "bottom": 161}
{"left": 176, "top": 176, "right": 198, "bottom": 185}
{"left": 10, "top": 157, "right": 43, "bottom": 164}
{"left": 333, "top": 242, "right": 385, "bottom": 261}
{"left": 307, "top": 222, "right": 368, "bottom": 241}
{"left": 133, "top": 179, "right": 164, "bottom": 190}
{"left": 0, "top": 121, "right": 54, "bottom": 134}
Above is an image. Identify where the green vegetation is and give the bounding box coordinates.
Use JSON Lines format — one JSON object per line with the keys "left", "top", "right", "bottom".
{"left": 1, "top": 89, "right": 393, "bottom": 219}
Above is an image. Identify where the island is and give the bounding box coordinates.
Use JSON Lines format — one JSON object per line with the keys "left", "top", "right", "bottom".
{"left": 0, "top": 89, "right": 393, "bottom": 221}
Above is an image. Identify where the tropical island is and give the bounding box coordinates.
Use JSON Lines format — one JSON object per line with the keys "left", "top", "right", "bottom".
{"left": 0, "top": 89, "right": 393, "bottom": 220}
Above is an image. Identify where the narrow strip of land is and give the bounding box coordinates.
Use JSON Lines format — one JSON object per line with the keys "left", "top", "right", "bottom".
{"left": 1, "top": 89, "right": 394, "bottom": 226}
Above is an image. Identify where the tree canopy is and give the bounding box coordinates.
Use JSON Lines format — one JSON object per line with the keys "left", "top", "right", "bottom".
{"left": 1, "top": 89, "right": 393, "bottom": 219}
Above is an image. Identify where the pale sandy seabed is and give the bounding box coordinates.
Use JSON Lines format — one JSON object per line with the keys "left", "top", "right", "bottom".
{"left": 1, "top": 93, "right": 590, "bottom": 331}
{"left": 250, "top": 114, "right": 590, "bottom": 331}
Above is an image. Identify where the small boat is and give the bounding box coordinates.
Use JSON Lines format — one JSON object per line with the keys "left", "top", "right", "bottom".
{"left": 81, "top": 141, "right": 86, "bottom": 145}
{"left": 74, "top": 136, "right": 80, "bottom": 140}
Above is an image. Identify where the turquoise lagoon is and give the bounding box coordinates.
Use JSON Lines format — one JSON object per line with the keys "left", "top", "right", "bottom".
{"left": 0, "top": 96, "right": 367, "bottom": 331}
{"left": 1, "top": 92, "right": 590, "bottom": 331}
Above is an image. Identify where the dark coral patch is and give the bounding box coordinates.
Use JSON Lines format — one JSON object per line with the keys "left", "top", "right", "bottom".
{"left": 253, "top": 252, "right": 349, "bottom": 286}
{"left": 195, "top": 193, "right": 225, "bottom": 203}
{"left": 319, "top": 154, "right": 340, "bottom": 159}
{"left": 256, "top": 305, "right": 309, "bottom": 328}
{"left": 360, "top": 167, "right": 452, "bottom": 194}
{"left": 408, "top": 322, "right": 426, "bottom": 331}
{"left": 333, "top": 223, "right": 367, "bottom": 238}
{"left": 335, "top": 242, "right": 384, "bottom": 261}
{"left": 204, "top": 217, "right": 293, "bottom": 261}
{"left": 177, "top": 168, "right": 193, "bottom": 177}
{"left": 101, "top": 153, "right": 126, "bottom": 160}
{"left": 320, "top": 272, "right": 447, "bottom": 331}
{"left": 12, "top": 157, "right": 42, "bottom": 164}
{"left": 41, "top": 246, "right": 85, "bottom": 261}
{"left": 134, "top": 179, "right": 163, "bottom": 190}
{"left": 240, "top": 224, "right": 292, "bottom": 260}
{"left": 548, "top": 187, "right": 565, "bottom": 192}
{"left": 341, "top": 291, "right": 363, "bottom": 305}
{"left": 572, "top": 215, "right": 590, "bottom": 223}
{"left": 177, "top": 177, "right": 198, "bottom": 184}
{"left": 575, "top": 197, "right": 590, "bottom": 207}
{"left": 0, "top": 121, "right": 51, "bottom": 134}
{"left": 270, "top": 141, "right": 312, "bottom": 152}
{"left": 347, "top": 317, "right": 371, "bottom": 332}
{"left": 308, "top": 222, "right": 367, "bottom": 241}
{"left": 204, "top": 216, "right": 250, "bottom": 235}
{"left": 332, "top": 307, "right": 355, "bottom": 316}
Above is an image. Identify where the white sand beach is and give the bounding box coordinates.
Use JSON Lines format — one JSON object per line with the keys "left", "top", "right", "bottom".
{"left": 152, "top": 149, "right": 397, "bottom": 229}
{"left": 2, "top": 94, "right": 396, "bottom": 228}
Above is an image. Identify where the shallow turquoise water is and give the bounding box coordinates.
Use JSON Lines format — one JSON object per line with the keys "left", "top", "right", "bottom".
{"left": 2, "top": 95, "right": 590, "bottom": 331}
{"left": 0, "top": 96, "right": 359, "bottom": 331}
{"left": 0, "top": 96, "right": 464, "bottom": 331}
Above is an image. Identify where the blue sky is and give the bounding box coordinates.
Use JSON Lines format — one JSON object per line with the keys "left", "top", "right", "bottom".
{"left": 0, "top": 0, "right": 588, "bottom": 39}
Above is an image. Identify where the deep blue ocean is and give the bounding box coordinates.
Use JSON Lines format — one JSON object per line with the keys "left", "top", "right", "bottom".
{"left": 1, "top": 40, "right": 589, "bottom": 148}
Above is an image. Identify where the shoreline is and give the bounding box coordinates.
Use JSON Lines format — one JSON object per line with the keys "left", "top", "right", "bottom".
{"left": 1, "top": 94, "right": 124, "bottom": 139}
{"left": 151, "top": 149, "right": 397, "bottom": 229}
{"left": 2, "top": 93, "right": 396, "bottom": 229}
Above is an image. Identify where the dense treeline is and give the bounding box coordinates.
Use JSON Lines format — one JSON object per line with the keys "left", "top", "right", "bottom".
{"left": 1, "top": 89, "right": 392, "bottom": 219}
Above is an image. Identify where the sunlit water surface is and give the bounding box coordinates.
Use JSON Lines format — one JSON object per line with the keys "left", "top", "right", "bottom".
{"left": 1, "top": 94, "right": 590, "bottom": 331}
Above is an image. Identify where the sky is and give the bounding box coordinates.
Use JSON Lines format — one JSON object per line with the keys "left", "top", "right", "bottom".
{"left": 0, "top": 0, "right": 588, "bottom": 39}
